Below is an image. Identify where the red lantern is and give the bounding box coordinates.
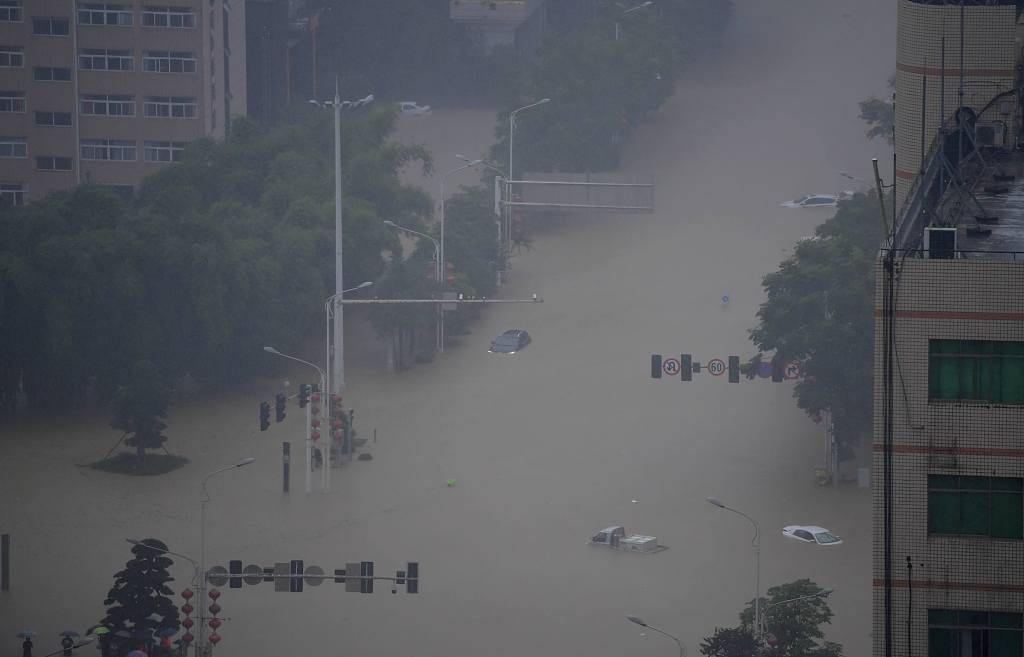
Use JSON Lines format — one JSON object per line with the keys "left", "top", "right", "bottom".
{"left": 331, "top": 393, "right": 343, "bottom": 403}
{"left": 208, "top": 589, "right": 220, "bottom": 600}
{"left": 209, "top": 603, "right": 221, "bottom": 615}
{"left": 181, "top": 589, "right": 194, "bottom": 600}
{"left": 332, "top": 430, "right": 343, "bottom": 441}
{"left": 181, "top": 604, "right": 193, "bottom": 615}
{"left": 182, "top": 619, "right": 193, "bottom": 629}
{"left": 445, "top": 262, "right": 455, "bottom": 272}
{"left": 310, "top": 405, "right": 320, "bottom": 415}
{"left": 311, "top": 393, "right": 321, "bottom": 403}
{"left": 331, "top": 419, "right": 343, "bottom": 430}
{"left": 311, "top": 431, "right": 320, "bottom": 441}
{"left": 446, "top": 274, "right": 456, "bottom": 285}
{"left": 208, "top": 618, "right": 222, "bottom": 629}
{"left": 181, "top": 634, "right": 194, "bottom": 644}
{"left": 209, "top": 634, "right": 221, "bottom": 645}
{"left": 310, "top": 419, "right": 321, "bottom": 428}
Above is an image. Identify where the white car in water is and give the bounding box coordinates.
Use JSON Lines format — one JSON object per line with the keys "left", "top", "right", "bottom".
{"left": 398, "top": 101, "right": 431, "bottom": 116}
{"left": 782, "top": 525, "right": 843, "bottom": 546}
{"left": 781, "top": 191, "right": 854, "bottom": 208}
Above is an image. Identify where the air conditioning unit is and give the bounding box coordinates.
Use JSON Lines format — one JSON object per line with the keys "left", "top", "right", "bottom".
{"left": 924, "top": 226, "right": 957, "bottom": 259}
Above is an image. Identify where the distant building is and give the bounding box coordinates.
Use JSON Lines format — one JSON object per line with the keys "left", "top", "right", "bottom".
{"left": 449, "top": 0, "right": 549, "bottom": 58}
{"left": 873, "top": 2, "right": 1024, "bottom": 657}
{"left": 0, "top": 0, "right": 247, "bottom": 204}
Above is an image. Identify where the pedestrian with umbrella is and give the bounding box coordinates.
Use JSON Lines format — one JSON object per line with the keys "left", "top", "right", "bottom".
{"left": 17, "top": 631, "right": 35, "bottom": 657}
{"left": 84, "top": 626, "right": 110, "bottom": 657}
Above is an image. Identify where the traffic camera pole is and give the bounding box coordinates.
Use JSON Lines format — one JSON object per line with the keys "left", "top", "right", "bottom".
{"left": 305, "top": 398, "right": 312, "bottom": 494}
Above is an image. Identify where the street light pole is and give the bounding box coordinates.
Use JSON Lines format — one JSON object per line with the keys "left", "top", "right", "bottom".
{"left": 626, "top": 616, "right": 685, "bottom": 657}
{"left": 439, "top": 160, "right": 482, "bottom": 352}
{"left": 263, "top": 346, "right": 326, "bottom": 493}
{"left": 321, "top": 282, "right": 372, "bottom": 470}
{"left": 455, "top": 155, "right": 506, "bottom": 287}
{"left": 706, "top": 497, "right": 761, "bottom": 647}
{"left": 508, "top": 98, "right": 550, "bottom": 263}
{"left": 198, "top": 458, "right": 255, "bottom": 656}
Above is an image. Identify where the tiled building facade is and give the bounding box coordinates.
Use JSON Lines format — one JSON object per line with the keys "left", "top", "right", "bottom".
{"left": 872, "top": 256, "right": 1024, "bottom": 656}
{"left": 0, "top": 0, "right": 247, "bottom": 205}
{"left": 894, "top": 0, "right": 1018, "bottom": 211}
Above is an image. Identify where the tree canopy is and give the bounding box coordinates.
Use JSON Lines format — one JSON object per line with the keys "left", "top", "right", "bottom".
{"left": 749, "top": 194, "right": 880, "bottom": 455}
{"left": 101, "top": 538, "right": 181, "bottom": 640}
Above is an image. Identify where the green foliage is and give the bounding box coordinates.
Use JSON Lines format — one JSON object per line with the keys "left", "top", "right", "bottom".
{"left": 702, "top": 579, "right": 842, "bottom": 657}
{"left": 491, "top": 0, "right": 733, "bottom": 174}
{"left": 102, "top": 538, "right": 180, "bottom": 639}
{"left": 110, "top": 360, "right": 172, "bottom": 465}
{"left": 859, "top": 76, "right": 895, "bottom": 145}
{"left": 0, "top": 110, "right": 429, "bottom": 410}
{"left": 749, "top": 194, "right": 879, "bottom": 454}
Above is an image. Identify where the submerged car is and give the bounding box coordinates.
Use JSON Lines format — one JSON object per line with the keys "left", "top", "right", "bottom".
{"left": 398, "top": 101, "right": 431, "bottom": 116}
{"left": 782, "top": 525, "right": 843, "bottom": 546}
{"left": 781, "top": 191, "right": 853, "bottom": 208}
{"left": 489, "top": 329, "right": 531, "bottom": 354}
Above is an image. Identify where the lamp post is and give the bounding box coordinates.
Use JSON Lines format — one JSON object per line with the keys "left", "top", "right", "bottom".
{"left": 263, "top": 346, "right": 327, "bottom": 493}
{"left": 198, "top": 458, "right": 255, "bottom": 655}
{"left": 626, "top": 615, "right": 685, "bottom": 657}
{"left": 759, "top": 590, "right": 833, "bottom": 644}
{"left": 439, "top": 159, "right": 482, "bottom": 351}
{"left": 455, "top": 155, "right": 506, "bottom": 286}
{"left": 309, "top": 86, "right": 374, "bottom": 401}
{"left": 615, "top": 1, "right": 653, "bottom": 40}
{"left": 508, "top": 98, "right": 549, "bottom": 263}
{"left": 322, "top": 281, "right": 373, "bottom": 473}
{"left": 706, "top": 496, "right": 761, "bottom": 646}
{"left": 383, "top": 221, "right": 442, "bottom": 350}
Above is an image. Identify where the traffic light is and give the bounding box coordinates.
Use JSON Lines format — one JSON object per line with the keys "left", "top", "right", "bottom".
{"left": 406, "top": 562, "right": 419, "bottom": 594}
{"left": 650, "top": 354, "right": 662, "bottom": 379}
{"left": 728, "top": 356, "right": 740, "bottom": 383}
{"left": 298, "top": 384, "right": 311, "bottom": 409}
{"left": 275, "top": 392, "right": 286, "bottom": 422}
{"left": 289, "top": 560, "right": 303, "bottom": 593}
{"left": 259, "top": 402, "right": 271, "bottom": 431}
{"left": 360, "top": 561, "right": 374, "bottom": 593}
{"left": 229, "top": 560, "right": 242, "bottom": 589}
{"left": 681, "top": 354, "right": 692, "bottom": 382}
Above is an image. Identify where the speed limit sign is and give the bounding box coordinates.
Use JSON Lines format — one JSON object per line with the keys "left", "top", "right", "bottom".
{"left": 707, "top": 358, "right": 726, "bottom": 376}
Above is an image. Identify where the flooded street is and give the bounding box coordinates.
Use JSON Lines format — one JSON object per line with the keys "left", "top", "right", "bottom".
{"left": 1, "top": 0, "right": 893, "bottom": 655}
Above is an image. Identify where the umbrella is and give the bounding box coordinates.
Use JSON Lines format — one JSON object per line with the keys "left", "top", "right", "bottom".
{"left": 85, "top": 626, "right": 110, "bottom": 637}
{"left": 59, "top": 631, "right": 80, "bottom": 638}
{"left": 16, "top": 631, "right": 36, "bottom": 639}
{"left": 125, "top": 651, "right": 147, "bottom": 657}
{"left": 156, "top": 628, "right": 176, "bottom": 638}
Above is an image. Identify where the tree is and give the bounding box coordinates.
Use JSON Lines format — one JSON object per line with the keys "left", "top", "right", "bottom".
{"left": 701, "top": 579, "right": 842, "bottom": 657}
{"left": 110, "top": 360, "right": 172, "bottom": 466}
{"left": 101, "top": 538, "right": 181, "bottom": 641}
{"left": 859, "top": 75, "right": 895, "bottom": 144}
{"left": 748, "top": 194, "right": 879, "bottom": 457}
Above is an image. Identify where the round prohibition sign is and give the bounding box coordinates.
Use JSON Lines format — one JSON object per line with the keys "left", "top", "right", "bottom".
{"left": 662, "top": 358, "right": 681, "bottom": 377}
{"left": 707, "top": 358, "right": 726, "bottom": 376}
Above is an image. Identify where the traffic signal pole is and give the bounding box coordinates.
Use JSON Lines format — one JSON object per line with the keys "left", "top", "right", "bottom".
{"left": 305, "top": 396, "right": 312, "bottom": 494}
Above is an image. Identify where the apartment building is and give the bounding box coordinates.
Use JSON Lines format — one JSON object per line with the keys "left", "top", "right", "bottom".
{"left": 0, "top": 0, "right": 247, "bottom": 205}
{"left": 873, "top": 3, "right": 1024, "bottom": 656}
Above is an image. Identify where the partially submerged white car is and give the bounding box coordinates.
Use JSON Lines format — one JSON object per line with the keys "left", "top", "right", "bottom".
{"left": 781, "top": 191, "right": 854, "bottom": 208}
{"left": 782, "top": 525, "right": 843, "bottom": 546}
{"left": 398, "top": 101, "right": 431, "bottom": 116}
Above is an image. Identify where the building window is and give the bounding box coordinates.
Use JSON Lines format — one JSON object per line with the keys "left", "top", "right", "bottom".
{"left": 79, "top": 49, "right": 133, "bottom": 72}
{"left": 0, "top": 183, "right": 26, "bottom": 206}
{"left": 930, "top": 340, "right": 1024, "bottom": 404}
{"left": 78, "top": 3, "right": 132, "bottom": 26}
{"left": 929, "top": 609, "right": 1023, "bottom": 657}
{"left": 81, "top": 94, "right": 134, "bottom": 116}
{"left": 0, "top": 46, "right": 24, "bottom": 68}
{"left": 0, "top": 2, "right": 22, "bottom": 22}
{"left": 144, "top": 96, "right": 196, "bottom": 118}
{"left": 0, "top": 92, "right": 26, "bottom": 113}
{"left": 32, "top": 17, "right": 70, "bottom": 36}
{"left": 144, "top": 140, "right": 186, "bottom": 162}
{"left": 81, "top": 139, "right": 136, "bottom": 161}
{"left": 141, "top": 6, "right": 195, "bottom": 28}
{"left": 33, "top": 67, "right": 72, "bottom": 81}
{"left": 36, "top": 156, "right": 73, "bottom": 171}
{"left": 928, "top": 475, "right": 1023, "bottom": 539}
{"left": 0, "top": 137, "right": 27, "bottom": 158}
{"left": 142, "top": 51, "right": 196, "bottom": 74}
{"left": 35, "top": 111, "right": 72, "bottom": 127}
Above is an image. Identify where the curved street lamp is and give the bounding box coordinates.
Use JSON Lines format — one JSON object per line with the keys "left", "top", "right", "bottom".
{"left": 626, "top": 615, "right": 685, "bottom": 657}
{"left": 706, "top": 496, "right": 761, "bottom": 645}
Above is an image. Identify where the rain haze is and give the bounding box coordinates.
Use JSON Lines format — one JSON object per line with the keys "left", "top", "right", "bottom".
{"left": 1, "top": 0, "right": 895, "bottom": 656}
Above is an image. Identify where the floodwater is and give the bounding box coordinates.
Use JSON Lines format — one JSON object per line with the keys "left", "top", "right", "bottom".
{"left": 0, "top": 0, "right": 894, "bottom": 655}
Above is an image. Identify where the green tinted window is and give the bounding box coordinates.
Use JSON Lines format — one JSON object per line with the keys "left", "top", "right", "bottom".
{"left": 928, "top": 476, "right": 1023, "bottom": 539}
{"left": 929, "top": 340, "right": 1024, "bottom": 404}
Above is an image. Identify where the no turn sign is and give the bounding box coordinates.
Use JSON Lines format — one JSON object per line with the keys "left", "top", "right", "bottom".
{"left": 785, "top": 361, "right": 802, "bottom": 380}
{"left": 707, "top": 358, "right": 726, "bottom": 376}
{"left": 662, "top": 358, "right": 681, "bottom": 377}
